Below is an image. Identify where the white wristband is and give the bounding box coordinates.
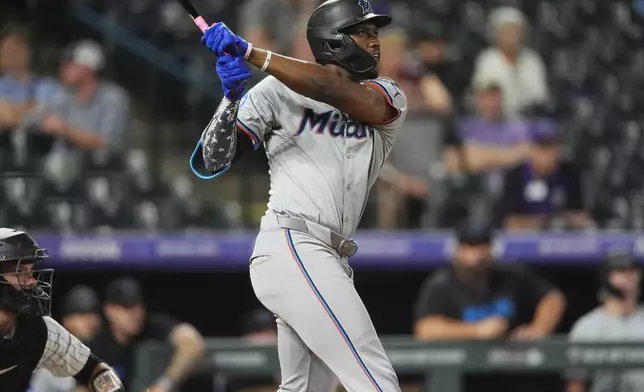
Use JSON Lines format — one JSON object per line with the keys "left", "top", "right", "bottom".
{"left": 244, "top": 43, "right": 253, "bottom": 60}
{"left": 260, "top": 51, "right": 272, "bottom": 72}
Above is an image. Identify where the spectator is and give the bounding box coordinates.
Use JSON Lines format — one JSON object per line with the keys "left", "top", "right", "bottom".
{"left": 413, "top": 225, "right": 565, "bottom": 342}
{"left": 501, "top": 122, "right": 591, "bottom": 230}
{"left": 239, "top": 0, "right": 319, "bottom": 58}
{"left": 30, "top": 285, "right": 101, "bottom": 392}
{"left": 473, "top": 7, "right": 548, "bottom": 117}
{"left": 87, "top": 277, "right": 205, "bottom": 392}
{"left": 413, "top": 226, "right": 565, "bottom": 391}
{"left": 411, "top": 23, "right": 468, "bottom": 116}
{"left": 60, "top": 284, "right": 102, "bottom": 341}
{"left": 0, "top": 28, "right": 62, "bottom": 157}
{"left": 219, "top": 308, "right": 279, "bottom": 392}
{"left": 443, "top": 79, "right": 530, "bottom": 175}
{"left": 374, "top": 28, "right": 432, "bottom": 228}
{"left": 41, "top": 39, "right": 130, "bottom": 151}
{"left": 567, "top": 252, "right": 644, "bottom": 392}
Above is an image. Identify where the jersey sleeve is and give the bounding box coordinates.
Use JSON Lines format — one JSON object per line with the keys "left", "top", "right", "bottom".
{"left": 37, "top": 316, "right": 91, "bottom": 377}
{"left": 236, "top": 76, "right": 281, "bottom": 151}
{"left": 362, "top": 77, "right": 408, "bottom": 133}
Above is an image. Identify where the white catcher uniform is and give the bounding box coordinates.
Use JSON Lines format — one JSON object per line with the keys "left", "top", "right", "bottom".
{"left": 195, "top": 75, "right": 407, "bottom": 391}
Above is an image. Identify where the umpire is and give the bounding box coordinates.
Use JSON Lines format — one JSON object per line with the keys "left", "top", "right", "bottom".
{"left": 0, "top": 228, "right": 124, "bottom": 392}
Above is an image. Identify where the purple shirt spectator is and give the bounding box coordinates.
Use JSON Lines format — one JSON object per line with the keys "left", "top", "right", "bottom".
{"left": 457, "top": 116, "right": 529, "bottom": 146}
{"left": 502, "top": 122, "right": 585, "bottom": 228}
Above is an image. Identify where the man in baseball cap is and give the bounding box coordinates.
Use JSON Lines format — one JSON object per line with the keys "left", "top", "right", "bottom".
{"left": 414, "top": 223, "right": 564, "bottom": 342}
{"left": 38, "top": 39, "right": 129, "bottom": 151}
{"left": 568, "top": 252, "right": 643, "bottom": 392}
{"left": 598, "top": 251, "right": 640, "bottom": 302}
{"left": 61, "top": 285, "right": 102, "bottom": 341}
{"left": 89, "top": 277, "right": 205, "bottom": 391}
{"left": 501, "top": 120, "right": 591, "bottom": 230}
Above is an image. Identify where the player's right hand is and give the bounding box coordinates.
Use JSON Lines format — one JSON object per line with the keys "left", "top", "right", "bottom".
{"left": 475, "top": 316, "right": 509, "bottom": 340}
{"left": 216, "top": 55, "right": 252, "bottom": 101}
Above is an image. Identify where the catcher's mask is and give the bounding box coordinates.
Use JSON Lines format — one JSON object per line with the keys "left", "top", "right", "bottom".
{"left": 599, "top": 251, "right": 639, "bottom": 301}
{"left": 0, "top": 228, "right": 52, "bottom": 316}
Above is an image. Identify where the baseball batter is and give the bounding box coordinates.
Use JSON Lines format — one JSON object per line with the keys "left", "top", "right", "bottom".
{"left": 191, "top": 0, "right": 406, "bottom": 390}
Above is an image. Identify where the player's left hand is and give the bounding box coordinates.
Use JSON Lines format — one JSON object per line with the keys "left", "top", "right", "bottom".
{"left": 216, "top": 55, "right": 252, "bottom": 101}
{"left": 201, "top": 22, "right": 249, "bottom": 58}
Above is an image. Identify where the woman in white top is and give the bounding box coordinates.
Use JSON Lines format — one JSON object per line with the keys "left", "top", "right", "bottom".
{"left": 473, "top": 6, "right": 549, "bottom": 117}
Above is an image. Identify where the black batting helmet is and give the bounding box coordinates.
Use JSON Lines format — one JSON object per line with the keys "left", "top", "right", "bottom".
{"left": 307, "top": 0, "right": 391, "bottom": 79}
{"left": 599, "top": 251, "right": 638, "bottom": 300}
{"left": 0, "top": 228, "right": 52, "bottom": 316}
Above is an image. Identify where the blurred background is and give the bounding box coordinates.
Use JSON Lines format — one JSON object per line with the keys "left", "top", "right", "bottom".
{"left": 2, "top": 0, "right": 644, "bottom": 391}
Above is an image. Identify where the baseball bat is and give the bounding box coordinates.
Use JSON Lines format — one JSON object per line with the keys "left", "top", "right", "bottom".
{"left": 176, "top": 0, "right": 209, "bottom": 32}
{"left": 176, "top": 0, "right": 238, "bottom": 56}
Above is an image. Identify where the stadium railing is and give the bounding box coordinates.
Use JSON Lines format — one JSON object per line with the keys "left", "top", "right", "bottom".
{"left": 132, "top": 337, "right": 644, "bottom": 392}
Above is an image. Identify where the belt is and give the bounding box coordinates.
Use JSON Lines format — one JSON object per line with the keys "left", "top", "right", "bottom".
{"left": 276, "top": 216, "right": 359, "bottom": 258}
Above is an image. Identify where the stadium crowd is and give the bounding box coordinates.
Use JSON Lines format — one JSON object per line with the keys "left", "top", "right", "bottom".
{"left": 3, "top": 0, "right": 643, "bottom": 232}
{"left": 2, "top": 0, "right": 644, "bottom": 391}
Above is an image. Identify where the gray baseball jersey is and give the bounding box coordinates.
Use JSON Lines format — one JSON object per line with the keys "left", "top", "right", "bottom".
{"left": 236, "top": 75, "right": 407, "bottom": 237}
{"left": 568, "top": 306, "right": 644, "bottom": 392}
{"left": 195, "top": 74, "right": 407, "bottom": 391}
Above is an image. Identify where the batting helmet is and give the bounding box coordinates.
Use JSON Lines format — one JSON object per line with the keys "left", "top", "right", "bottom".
{"left": 0, "top": 228, "right": 52, "bottom": 316}
{"left": 307, "top": 0, "right": 391, "bottom": 79}
{"left": 599, "top": 251, "right": 638, "bottom": 300}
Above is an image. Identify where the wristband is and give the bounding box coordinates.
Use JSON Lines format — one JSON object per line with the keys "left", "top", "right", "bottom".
{"left": 260, "top": 51, "right": 272, "bottom": 72}
{"left": 244, "top": 43, "right": 253, "bottom": 60}
{"left": 89, "top": 368, "right": 124, "bottom": 392}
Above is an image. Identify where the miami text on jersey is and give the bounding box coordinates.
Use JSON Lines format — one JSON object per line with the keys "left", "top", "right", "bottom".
{"left": 294, "top": 108, "right": 374, "bottom": 140}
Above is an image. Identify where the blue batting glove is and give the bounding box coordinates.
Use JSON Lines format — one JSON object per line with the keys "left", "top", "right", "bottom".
{"left": 217, "top": 55, "right": 252, "bottom": 100}
{"left": 201, "top": 22, "right": 249, "bottom": 58}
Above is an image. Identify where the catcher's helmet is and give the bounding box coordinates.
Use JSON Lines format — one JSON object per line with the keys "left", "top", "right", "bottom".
{"left": 599, "top": 251, "right": 638, "bottom": 300}
{"left": 307, "top": 0, "right": 391, "bottom": 79}
{"left": 0, "top": 228, "right": 52, "bottom": 316}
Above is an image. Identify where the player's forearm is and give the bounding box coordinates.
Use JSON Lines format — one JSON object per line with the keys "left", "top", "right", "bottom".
{"left": 201, "top": 97, "right": 240, "bottom": 173}
{"left": 414, "top": 317, "right": 481, "bottom": 340}
{"left": 247, "top": 48, "right": 382, "bottom": 122}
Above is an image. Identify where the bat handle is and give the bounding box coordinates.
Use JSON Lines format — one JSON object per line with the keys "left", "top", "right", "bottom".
{"left": 194, "top": 16, "right": 209, "bottom": 33}
{"left": 194, "top": 18, "right": 236, "bottom": 57}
